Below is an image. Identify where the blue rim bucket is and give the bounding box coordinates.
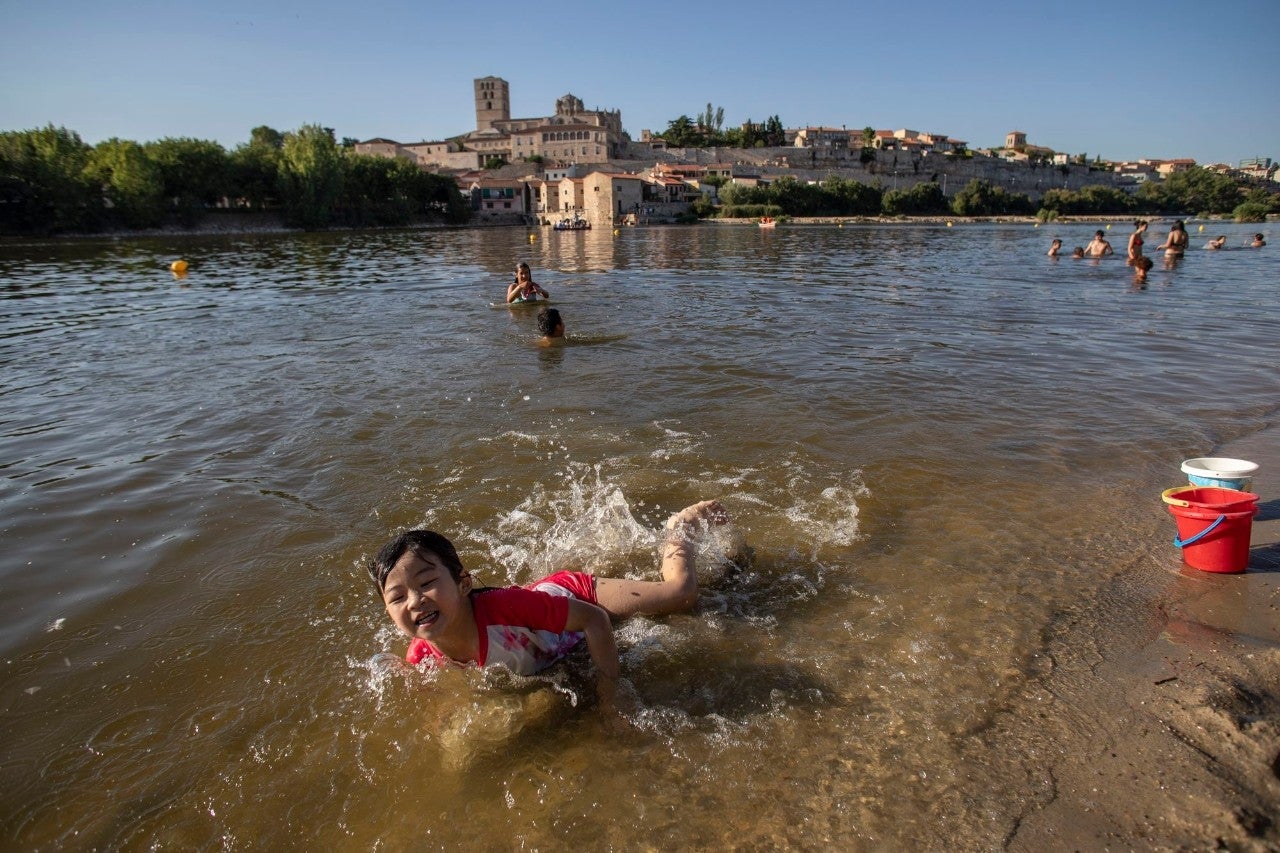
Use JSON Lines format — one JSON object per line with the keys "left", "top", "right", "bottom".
{"left": 1181, "top": 457, "right": 1258, "bottom": 491}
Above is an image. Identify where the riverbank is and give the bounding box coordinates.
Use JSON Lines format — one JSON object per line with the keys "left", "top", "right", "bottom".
{"left": 0, "top": 211, "right": 476, "bottom": 241}
{"left": 1008, "top": 425, "right": 1280, "bottom": 849}
{"left": 13, "top": 212, "right": 1270, "bottom": 241}
{"left": 709, "top": 214, "right": 1269, "bottom": 227}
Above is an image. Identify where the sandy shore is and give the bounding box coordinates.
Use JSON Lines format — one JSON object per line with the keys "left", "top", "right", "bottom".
{"left": 1006, "top": 426, "right": 1280, "bottom": 849}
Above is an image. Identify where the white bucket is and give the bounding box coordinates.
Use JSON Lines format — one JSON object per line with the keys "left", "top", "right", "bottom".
{"left": 1181, "top": 457, "right": 1259, "bottom": 491}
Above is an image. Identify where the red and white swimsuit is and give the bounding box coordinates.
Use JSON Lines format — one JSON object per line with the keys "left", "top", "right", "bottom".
{"left": 405, "top": 570, "right": 597, "bottom": 675}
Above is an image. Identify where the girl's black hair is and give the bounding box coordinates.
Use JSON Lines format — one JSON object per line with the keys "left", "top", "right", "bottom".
{"left": 368, "top": 530, "right": 464, "bottom": 592}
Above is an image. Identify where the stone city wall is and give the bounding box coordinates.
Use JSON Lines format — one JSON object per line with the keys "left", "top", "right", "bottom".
{"left": 612, "top": 145, "right": 1123, "bottom": 201}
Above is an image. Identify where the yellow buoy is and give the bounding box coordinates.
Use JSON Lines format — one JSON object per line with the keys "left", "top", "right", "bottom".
{"left": 838, "top": 222, "right": 843, "bottom": 228}
{"left": 1198, "top": 224, "right": 1204, "bottom": 232}
{"left": 946, "top": 221, "right": 953, "bottom": 227}
{"left": 1106, "top": 224, "right": 1111, "bottom": 230}
{"left": 170, "top": 259, "right": 188, "bottom": 273}
{"left": 1034, "top": 223, "right": 1039, "bottom": 228}
{"left": 613, "top": 229, "right": 620, "bottom": 235}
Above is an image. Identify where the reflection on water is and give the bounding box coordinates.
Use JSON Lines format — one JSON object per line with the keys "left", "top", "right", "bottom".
{"left": 0, "top": 222, "right": 1276, "bottom": 847}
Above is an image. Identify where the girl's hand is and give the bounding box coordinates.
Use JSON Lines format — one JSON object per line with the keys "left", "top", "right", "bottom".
{"left": 597, "top": 676, "right": 640, "bottom": 734}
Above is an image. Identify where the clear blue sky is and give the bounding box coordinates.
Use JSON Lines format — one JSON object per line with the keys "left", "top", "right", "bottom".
{"left": 2, "top": 0, "right": 1274, "bottom": 165}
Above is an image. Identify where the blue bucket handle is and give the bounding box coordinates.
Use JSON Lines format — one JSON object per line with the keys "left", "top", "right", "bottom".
{"left": 1174, "top": 513, "right": 1225, "bottom": 548}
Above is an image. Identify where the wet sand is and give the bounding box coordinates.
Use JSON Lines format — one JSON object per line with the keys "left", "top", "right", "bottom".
{"left": 1006, "top": 427, "right": 1280, "bottom": 849}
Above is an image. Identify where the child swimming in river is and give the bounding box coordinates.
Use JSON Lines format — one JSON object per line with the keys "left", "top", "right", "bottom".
{"left": 1133, "top": 255, "right": 1154, "bottom": 283}
{"left": 367, "top": 499, "right": 729, "bottom": 714}
{"left": 537, "top": 307, "right": 565, "bottom": 346}
{"left": 506, "top": 263, "right": 549, "bottom": 304}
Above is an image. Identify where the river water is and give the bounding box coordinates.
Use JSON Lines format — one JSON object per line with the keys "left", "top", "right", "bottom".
{"left": 1, "top": 222, "right": 1276, "bottom": 848}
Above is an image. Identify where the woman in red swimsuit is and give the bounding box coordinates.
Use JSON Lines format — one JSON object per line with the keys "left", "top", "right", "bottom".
{"left": 1126, "top": 220, "right": 1148, "bottom": 266}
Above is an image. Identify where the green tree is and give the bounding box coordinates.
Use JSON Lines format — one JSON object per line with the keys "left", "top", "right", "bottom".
{"left": 661, "top": 115, "right": 704, "bottom": 148}
{"left": 1230, "top": 186, "right": 1277, "bottom": 222}
{"left": 1232, "top": 201, "right": 1269, "bottom": 222}
{"left": 697, "top": 103, "right": 725, "bottom": 138}
{"left": 766, "top": 175, "right": 823, "bottom": 215}
{"left": 823, "top": 174, "right": 882, "bottom": 215}
{"left": 278, "top": 124, "right": 343, "bottom": 229}
{"left": 1039, "top": 184, "right": 1134, "bottom": 216}
{"left": 1141, "top": 166, "right": 1242, "bottom": 215}
{"left": 229, "top": 125, "right": 283, "bottom": 209}
{"left": 249, "top": 125, "right": 284, "bottom": 150}
{"left": 143, "top": 137, "right": 230, "bottom": 224}
{"left": 0, "top": 124, "right": 96, "bottom": 233}
{"left": 86, "top": 138, "right": 164, "bottom": 228}
{"left": 950, "top": 179, "right": 1034, "bottom": 216}
{"left": 862, "top": 126, "right": 875, "bottom": 147}
{"left": 763, "top": 115, "right": 785, "bottom": 147}
{"left": 882, "top": 182, "right": 948, "bottom": 216}
{"left": 334, "top": 155, "right": 468, "bottom": 226}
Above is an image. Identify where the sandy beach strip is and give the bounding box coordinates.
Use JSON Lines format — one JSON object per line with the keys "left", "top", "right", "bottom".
{"left": 1007, "top": 425, "right": 1280, "bottom": 849}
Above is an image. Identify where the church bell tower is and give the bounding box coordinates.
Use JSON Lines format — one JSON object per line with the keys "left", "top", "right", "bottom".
{"left": 474, "top": 77, "right": 510, "bottom": 131}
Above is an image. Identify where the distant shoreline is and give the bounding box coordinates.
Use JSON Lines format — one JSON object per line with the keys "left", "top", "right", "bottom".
{"left": 5, "top": 212, "right": 1268, "bottom": 242}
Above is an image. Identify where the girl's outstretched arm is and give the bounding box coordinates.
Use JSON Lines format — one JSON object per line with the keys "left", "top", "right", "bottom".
{"left": 564, "top": 599, "right": 623, "bottom": 711}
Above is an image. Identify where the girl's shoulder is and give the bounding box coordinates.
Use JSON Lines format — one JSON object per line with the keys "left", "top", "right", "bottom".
{"left": 473, "top": 584, "right": 569, "bottom": 624}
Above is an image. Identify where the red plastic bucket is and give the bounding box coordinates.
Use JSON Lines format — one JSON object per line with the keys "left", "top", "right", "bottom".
{"left": 1161, "top": 485, "right": 1260, "bottom": 513}
{"left": 1165, "top": 500, "right": 1258, "bottom": 573}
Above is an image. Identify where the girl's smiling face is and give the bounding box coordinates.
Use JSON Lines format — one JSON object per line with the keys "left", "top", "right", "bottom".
{"left": 381, "top": 550, "right": 472, "bottom": 641}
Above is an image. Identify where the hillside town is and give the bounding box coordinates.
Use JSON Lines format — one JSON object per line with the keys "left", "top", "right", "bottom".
{"left": 355, "top": 76, "right": 1278, "bottom": 227}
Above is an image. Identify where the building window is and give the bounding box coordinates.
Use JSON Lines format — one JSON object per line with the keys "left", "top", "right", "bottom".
{"left": 504, "top": 202, "right": 511, "bottom": 209}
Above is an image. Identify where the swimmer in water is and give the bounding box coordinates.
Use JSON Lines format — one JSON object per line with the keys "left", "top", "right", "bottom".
{"left": 537, "top": 307, "right": 565, "bottom": 346}
{"left": 1133, "top": 255, "right": 1154, "bottom": 284}
{"left": 1047, "top": 238, "right": 1063, "bottom": 257}
{"left": 506, "top": 263, "right": 549, "bottom": 304}
{"left": 1126, "top": 220, "right": 1148, "bottom": 266}
{"left": 1083, "top": 230, "right": 1114, "bottom": 257}
{"left": 368, "top": 500, "right": 730, "bottom": 716}
{"left": 1252, "top": 233, "right": 1266, "bottom": 247}
{"left": 1080, "top": 229, "right": 1111, "bottom": 256}
{"left": 1155, "top": 220, "right": 1189, "bottom": 256}
{"left": 1071, "top": 246, "right": 1085, "bottom": 259}
{"left": 1207, "top": 236, "right": 1227, "bottom": 250}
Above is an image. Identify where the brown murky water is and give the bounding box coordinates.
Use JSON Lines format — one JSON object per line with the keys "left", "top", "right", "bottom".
{"left": 1, "top": 223, "right": 1276, "bottom": 848}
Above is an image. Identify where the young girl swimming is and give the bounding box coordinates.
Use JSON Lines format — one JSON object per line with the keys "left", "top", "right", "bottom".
{"left": 367, "top": 500, "right": 729, "bottom": 714}
{"left": 506, "top": 263, "right": 550, "bottom": 303}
